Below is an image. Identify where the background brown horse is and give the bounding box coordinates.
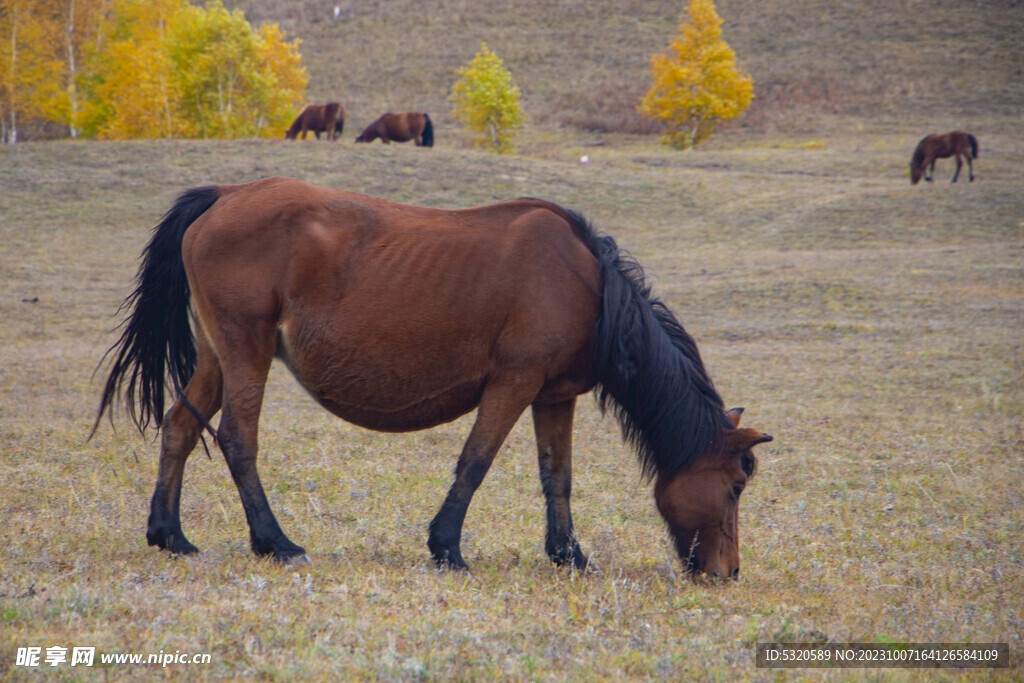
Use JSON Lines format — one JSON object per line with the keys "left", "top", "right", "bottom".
{"left": 355, "top": 112, "right": 433, "bottom": 146}
{"left": 94, "top": 177, "right": 771, "bottom": 579}
{"left": 910, "top": 130, "right": 978, "bottom": 184}
{"left": 285, "top": 102, "right": 346, "bottom": 141}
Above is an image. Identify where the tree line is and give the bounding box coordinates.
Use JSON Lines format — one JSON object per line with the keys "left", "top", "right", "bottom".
{"left": 2, "top": 0, "right": 751, "bottom": 151}
{"left": 0, "top": 0, "right": 306, "bottom": 143}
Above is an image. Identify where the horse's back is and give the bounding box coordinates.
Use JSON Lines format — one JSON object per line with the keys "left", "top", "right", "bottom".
{"left": 183, "top": 178, "right": 601, "bottom": 430}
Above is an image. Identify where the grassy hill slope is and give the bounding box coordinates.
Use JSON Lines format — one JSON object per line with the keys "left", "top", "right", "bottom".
{"left": 225, "top": 0, "right": 1024, "bottom": 141}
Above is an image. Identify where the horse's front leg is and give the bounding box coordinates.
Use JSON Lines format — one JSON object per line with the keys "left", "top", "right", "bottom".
{"left": 147, "top": 332, "right": 222, "bottom": 555}
{"left": 428, "top": 372, "right": 544, "bottom": 570}
{"left": 533, "top": 398, "right": 589, "bottom": 570}
{"left": 926, "top": 159, "right": 936, "bottom": 182}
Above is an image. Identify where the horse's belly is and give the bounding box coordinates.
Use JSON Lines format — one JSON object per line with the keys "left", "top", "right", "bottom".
{"left": 311, "top": 379, "right": 484, "bottom": 432}
{"left": 275, "top": 323, "right": 490, "bottom": 432}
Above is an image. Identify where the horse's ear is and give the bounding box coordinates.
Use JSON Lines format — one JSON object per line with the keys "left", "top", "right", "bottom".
{"left": 728, "top": 427, "right": 773, "bottom": 452}
{"left": 725, "top": 407, "right": 744, "bottom": 427}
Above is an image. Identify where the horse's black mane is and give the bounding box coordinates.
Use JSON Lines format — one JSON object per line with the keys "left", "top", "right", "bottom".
{"left": 561, "top": 207, "right": 731, "bottom": 480}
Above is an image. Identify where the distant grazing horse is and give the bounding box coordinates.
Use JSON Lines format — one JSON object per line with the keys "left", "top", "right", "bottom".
{"left": 94, "top": 177, "right": 772, "bottom": 580}
{"left": 285, "top": 102, "right": 346, "bottom": 141}
{"left": 910, "top": 130, "right": 978, "bottom": 184}
{"left": 355, "top": 112, "right": 433, "bottom": 147}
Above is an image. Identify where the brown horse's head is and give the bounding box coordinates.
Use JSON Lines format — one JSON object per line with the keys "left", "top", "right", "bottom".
{"left": 910, "top": 161, "right": 924, "bottom": 185}
{"left": 354, "top": 123, "right": 378, "bottom": 143}
{"left": 909, "top": 134, "right": 934, "bottom": 184}
{"left": 653, "top": 408, "right": 772, "bottom": 582}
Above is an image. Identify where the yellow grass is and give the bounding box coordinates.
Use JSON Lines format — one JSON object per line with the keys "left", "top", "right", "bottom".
{"left": 1, "top": 133, "right": 1021, "bottom": 679}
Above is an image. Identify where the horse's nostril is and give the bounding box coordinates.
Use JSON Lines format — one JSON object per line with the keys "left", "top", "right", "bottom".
{"left": 731, "top": 567, "right": 740, "bottom": 580}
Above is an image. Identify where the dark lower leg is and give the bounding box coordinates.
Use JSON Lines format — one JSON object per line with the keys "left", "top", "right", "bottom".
{"left": 534, "top": 400, "right": 588, "bottom": 569}
{"left": 428, "top": 446, "right": 496, "bottom": 570}
{"left": 147, "top": 361, "right": 222, "bottom": 555}
{"left": 428, "top": 375, "right": 542, "bottom": 570}
{"left": 219, "top": 404, "right": 305, "bottom": 561}
{"left": 148, "top": 442, "right": 198, "bottom": 555}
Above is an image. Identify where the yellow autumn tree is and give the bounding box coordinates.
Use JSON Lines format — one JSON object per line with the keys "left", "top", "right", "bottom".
{"left": 84, "top": 0, "right": 183, "bottom": 139}
{"left": 640, "top": 0, "right": 753, "bottom": 149}
{"left": 252, "top": 22, "right": 308, "bottom": 137}
{"left": 449, "top": 42, "right": 523, "bottom": 153}
{"left": 0, "top": 0, "right": 64, "bottom": 143}
{"left": 164, "top": 0, "right": 305, "bottom": 139}
{"left": 41, "top": 0, "right": 304, "bottom": 140}
{"left": 51, "top": 0, "right": 110, "bottom": 138}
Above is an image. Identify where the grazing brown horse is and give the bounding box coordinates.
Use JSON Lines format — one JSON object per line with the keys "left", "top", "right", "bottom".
{"left": 285, "top": 102, "right": 346, "bottom": 141}
{"left": 94, "top": 177, "right": 772, "bottom": 580}
{"left": 355, "top": 112, "right": 433, "bottom": 147}
{"left": 910, "top": 130, "right": 978, "bottom": 184}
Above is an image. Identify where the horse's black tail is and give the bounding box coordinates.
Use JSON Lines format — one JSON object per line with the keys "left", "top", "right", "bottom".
{"left": 561, "top": 209, "right": 729, "bottom": 481}
{"left": 421, "top": 113, "right": 434, "bottom": 147}
{"left": 968, "top": 133, "right": 979, "bottom": 159}
{"left": 91, "top": 186, "right": 221, "bottom": 437}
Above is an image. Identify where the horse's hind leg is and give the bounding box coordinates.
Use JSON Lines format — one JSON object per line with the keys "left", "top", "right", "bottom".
{"left": 147, "top": 332, "right": 222, "bottom": 555}
{"left": 951, "top": 154, "right": 962, "bottom": 183}
{"left": 428, "top": 371, "right": 545, "bottom": 570}
{"left": 533, "top": 398, "right": 589, "bottom": 570}
{"left": 214, "top": 327, "right": 307, "bottom": 562}
{"left": 967, "top": 154, "right": 974, "bottom": 181}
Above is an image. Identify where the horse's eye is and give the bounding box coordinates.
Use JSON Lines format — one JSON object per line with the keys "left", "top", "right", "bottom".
{"left": 731, "top": 484, "right": 744, "bottom": 499}
{"left": 740, "top": 451, "right": 757, "bottom": 477}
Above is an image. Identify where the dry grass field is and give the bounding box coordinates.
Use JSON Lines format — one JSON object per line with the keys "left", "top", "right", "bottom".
{"left": 2, "top": 1, "right": 1023, "bottom": 680}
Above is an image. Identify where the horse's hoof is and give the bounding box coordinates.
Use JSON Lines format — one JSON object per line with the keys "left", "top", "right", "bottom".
{"left": 432, "top": 551, "right": 469, "bottom": 572}
{"left": 550, "top": 545, "right": 591, "bottom": 572}
{"left": 437, "top": 561, "right": 471, "bottom": 573}
{"left": 283, "top": 553, "right": 312, "bottom": 566}
{"left": 148, "top": 527, "right": 199, "bottom": 555}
